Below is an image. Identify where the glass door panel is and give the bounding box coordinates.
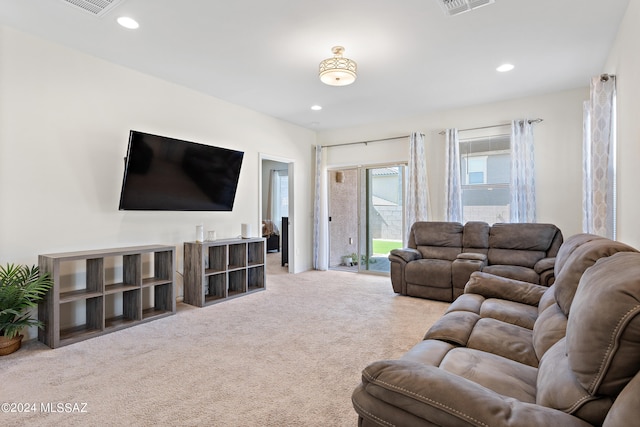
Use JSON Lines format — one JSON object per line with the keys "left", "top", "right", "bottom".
{"left": 359, "top": 165, "right": 404, "bottom": 273}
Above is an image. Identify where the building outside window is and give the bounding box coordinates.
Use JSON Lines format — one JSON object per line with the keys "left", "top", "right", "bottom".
{"left": 460, "top": 135, "right": 510, "bottom": 224}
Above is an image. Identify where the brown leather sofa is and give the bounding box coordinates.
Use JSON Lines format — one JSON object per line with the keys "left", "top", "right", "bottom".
{"left": 389, "top": 221, "right": 563, "bottom": 302}
{"left": 352, "top": 234, "right": 640, "bottom": 426}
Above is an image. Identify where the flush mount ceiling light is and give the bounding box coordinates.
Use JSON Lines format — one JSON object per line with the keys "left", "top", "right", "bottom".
{"left": 319, "top": 46, "right": 357, "bottom": 86}
{"left": 438, "top": 0, "right": 495, "bottom": 16}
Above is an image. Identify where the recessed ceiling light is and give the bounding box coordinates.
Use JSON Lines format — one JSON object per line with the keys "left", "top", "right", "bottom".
{"left": 311, "top": 105, "right": 323, "bottom": 111}
{"left": 117, "top": 16, "right": 139, "bottom": 29}
{"left": 497, "top": 63, "right": 514, "bottom": 72}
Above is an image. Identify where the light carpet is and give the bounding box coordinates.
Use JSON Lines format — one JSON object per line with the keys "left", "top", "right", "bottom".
{"left": 1, "top": 254, "right": 448, "bottom": 426}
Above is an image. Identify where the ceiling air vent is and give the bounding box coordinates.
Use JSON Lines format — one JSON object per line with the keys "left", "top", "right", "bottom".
{"left": 60, "top": 0, "right": 123, "bottom": 17}
{"left": 438, "top": 0, "right": 495, "bottom": 16}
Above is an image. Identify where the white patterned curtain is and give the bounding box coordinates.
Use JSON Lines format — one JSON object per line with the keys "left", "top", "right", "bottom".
{"left": 313, "top": 145, "right": 329, "bottom": 270}
{"left": 583, "top": 75, "right": 616, "bottom": 239}
{"left": 444, "top": 129, "right": 462, "bottom": 222}
{"left": 510, "top": 120, "right": 536, "bottom": 222}
{"left": 405, "top": 132, "right": 429, "bottom": 243}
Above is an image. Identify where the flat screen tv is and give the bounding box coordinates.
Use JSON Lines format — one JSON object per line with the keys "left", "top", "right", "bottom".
{"left": 118, "top": 131, "right": 244, "bottom": 211}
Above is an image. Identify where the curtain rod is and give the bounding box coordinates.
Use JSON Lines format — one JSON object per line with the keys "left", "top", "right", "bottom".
{"left": 322, "top": 134, "right": 422, "bottom": 148}
{"left": 438, "top": 118, "right": 543, "bottom": 135}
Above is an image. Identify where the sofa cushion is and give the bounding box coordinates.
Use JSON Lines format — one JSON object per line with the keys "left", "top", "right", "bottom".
{"left": 402, "top": 342, "right": 539, "bottom": 404}
{"left": 489, "top": 223, "right": 560, "bottom": 252}
{"left": 483, "top": 264, "right": 540, "bottom": 283}
{"left": 461, "top": 221, "right": 490, "bottom": 251}
{"left": 444, "top": 272, "right": 543, "bottom": 330}
{"left": 409, "top": 221, "right": 463, "bottom": 248}
{"left": 423, "top": 311, "right": 480, "bottom": 345}
{"left": 438, "top": 347, "right": 538, "bottom": 403}
{"left": 405, "top": 259, "right": 452, "bottom": 288}
{"left": 532, "top": 302, "right": 568, "bottom": 360}
{"left": 487, "top": 248, "right": 546, "bottom": 269}
{"left": 554, "top": 238, "right": 638, "bottom": 316}
{"left": 567, "top": 252, "right": 640, "bottom": 396}
{"left": 553, "top": 233, "right": 605, "bottom": 278}
{"left": 417, "top": 246, "right": 461, "bottom": 261}
{"left": 467, "top": 318, "right": 537, "bottom": 367}
{"left": 479, "top": 298, "right": 539, "bottom": 329}
{"left": 537, "top": 338, "right": 613, "bottom": 425}
{"left": 538, "top": 285, "right": 557, "bottom": 313}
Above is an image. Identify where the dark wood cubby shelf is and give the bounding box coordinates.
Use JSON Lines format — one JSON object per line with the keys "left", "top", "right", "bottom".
{"left": 183, "top": 237, "right": 266, "bottom": 308}
{"left": 38, "top": 245, "right": 175, "bottom": 349}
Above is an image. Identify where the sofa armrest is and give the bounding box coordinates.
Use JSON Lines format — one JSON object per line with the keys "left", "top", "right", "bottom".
{"left": 535, "top": 257, "right": 556, "bottom": 286}
{"left": 452, "top": 253, "right": 488, "bottom": 299}
{"left": 534, "top": 257, "right": 555, "bottom": 274}
{"left": 354, "top": 360, "right": 591, "bottom": 427}
{"left": 389, "top": 248, "right": 421, "bottom": 263}
{"left": 457, "top": 252, "right": 487, "bottom": 262}
{"left": 464, "top": 271, "right": 548, "bottom": 306}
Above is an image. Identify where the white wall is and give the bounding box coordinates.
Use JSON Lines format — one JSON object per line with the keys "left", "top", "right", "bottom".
{"left": 319, "top": 88, "right": 588, "bottom": 238}
{"left": 604, "top": 0, "right": 640, "bottom": 248}
{"left": 0, "top": 27, "right": 315, "bottom": 293}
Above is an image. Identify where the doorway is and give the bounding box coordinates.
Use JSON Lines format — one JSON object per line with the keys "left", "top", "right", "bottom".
{"left": 260, "top": 155, "right": 293, "bottom": 274}
{"left": 328, "top": 164, "right": 405, "bottom": 274}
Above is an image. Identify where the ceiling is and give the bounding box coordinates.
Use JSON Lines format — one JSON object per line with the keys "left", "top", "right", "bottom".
{"left": 0, "top": 0, "right": 630, "bottom": 131}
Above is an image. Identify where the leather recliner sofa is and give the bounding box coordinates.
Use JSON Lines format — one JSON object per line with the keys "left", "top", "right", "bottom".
{"left": 389, "top": 221, "right": 563, "bottom": 302}
{"left": 352, "top": 234, "right": 640, "bottom": 426}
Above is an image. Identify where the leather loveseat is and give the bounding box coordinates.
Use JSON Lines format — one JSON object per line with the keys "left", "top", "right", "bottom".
{"left": 352, "top": 234, "right": 640, "bottom": 426}
{"left": 389, "top": 221, "right": 563, "bottom": 302}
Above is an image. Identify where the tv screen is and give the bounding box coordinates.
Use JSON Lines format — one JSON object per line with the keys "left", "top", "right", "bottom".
{"left": 118, "top": 131, "right": 244, "bottom": 211}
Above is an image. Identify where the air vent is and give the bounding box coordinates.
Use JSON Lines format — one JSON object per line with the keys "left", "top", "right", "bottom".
{"left": 60, "top": 0, "right": 123, "bottom": 17}
{"left": 438, "top": 0, "right": 495, "bottom": 16}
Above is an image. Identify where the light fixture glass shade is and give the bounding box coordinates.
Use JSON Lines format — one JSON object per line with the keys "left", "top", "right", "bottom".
{"left": 319, "top": 46, "right": 357, "bottom": 86}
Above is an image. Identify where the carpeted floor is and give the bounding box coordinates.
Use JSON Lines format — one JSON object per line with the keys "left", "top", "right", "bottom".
{"left": 1, "top": 253, "right": 448, "bottom": 426}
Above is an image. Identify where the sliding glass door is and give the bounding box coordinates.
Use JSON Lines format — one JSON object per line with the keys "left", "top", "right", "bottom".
{"left": 328, "top": 164, "right": 405, "bottom": 274}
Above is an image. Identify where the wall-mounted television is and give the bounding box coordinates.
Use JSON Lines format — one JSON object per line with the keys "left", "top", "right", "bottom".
{"left": 118, "top": 130, "right": 244, "bottom": 211}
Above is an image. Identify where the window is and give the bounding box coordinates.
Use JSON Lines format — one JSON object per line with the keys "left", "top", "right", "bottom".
{"left": 269, "top": 170, "right": 288, "bottom": 231}
{"left": 460, "top": 135, "right": 510, "bottom": 224}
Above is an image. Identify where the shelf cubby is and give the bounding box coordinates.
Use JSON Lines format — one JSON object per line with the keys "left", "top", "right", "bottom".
{"left": 248, "top": 242, "right": 264, "bottom": 266}
{"left": 228, "top": 269, "right": 247, "bottom": 297}
{"left": 183, "top": 238, "right": 266, "bottom": 307}
{"left": 59, "top": 297, "right": 103, "bottom": 345}
{"left": 204, "top": 273, "right": 227, "bottom": 304}
{"left": 104, "top": 289, "right": 141, "bottom": 330}
{"left": 228, "top": 243, "right": 247, "bottom": 269}
{"left": 39, "top": 245, "right": 175, "bottom": 349}
{"left": 248, "top": 265, "right": 265, "bottom": 292}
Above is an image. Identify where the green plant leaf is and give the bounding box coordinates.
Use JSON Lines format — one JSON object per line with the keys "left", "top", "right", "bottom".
{"left": 0, "top": 263, "right": 53, "bottom": 339}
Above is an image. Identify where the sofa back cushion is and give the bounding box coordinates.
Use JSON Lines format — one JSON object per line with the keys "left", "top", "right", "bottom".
{"left": 462, "top": 221, "right": 490, "bottom": 254}
{"left": 553, "top": 233, "right": 605, "bottom": 278}
{"left": 554, "top": 238, "right": 638, "bottom": 316}
{"left": 532, "top": 302, "right": 568, "bottom": 361}
{"left": 537, "top": 252, "right": 640, "bottom": 425}
{"left": 568, "top": 252, "right": 640, "bottom": 396}
{"left": 487, "top": 223, "right": 561, "bottom": 267}
{"left": 409, "top": 222, "right": 464, "bottom": 261}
